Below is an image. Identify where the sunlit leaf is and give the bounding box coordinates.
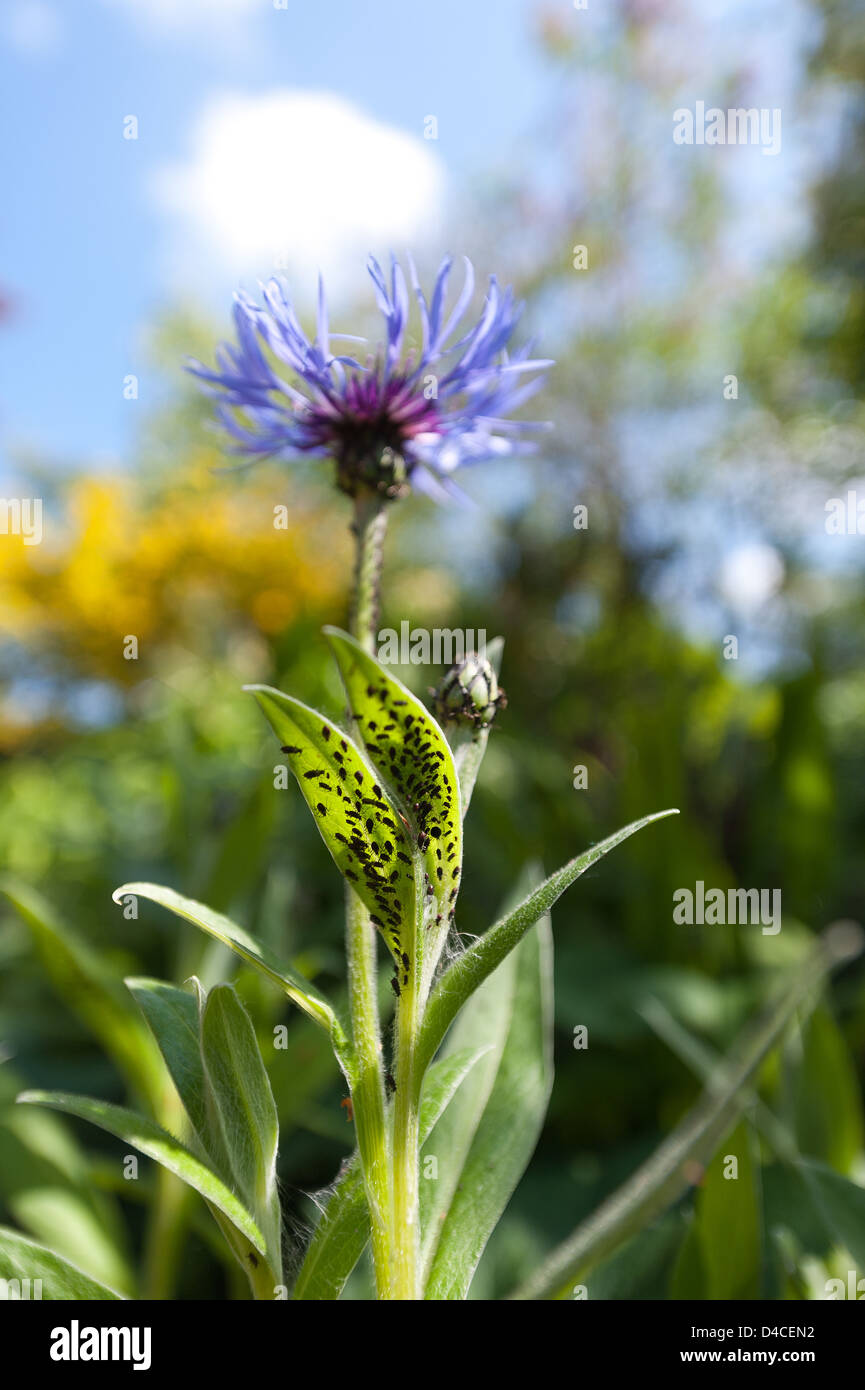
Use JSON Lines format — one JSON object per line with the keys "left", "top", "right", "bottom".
{"left": 246, "top": 685, "right": 418, "bottom": 981}
{"left": 16, "top": 1091, "right": 268, "bottom": 1260}
{"left": 422, "top": 914, "right": 553, "bottom": 1300}
{"left": 0, "top": 1225, "right": 126, "bottom": 1300}
{"left": 418, "top": 809, "right": 679, "bottom": 1078}
{"left": 125, "top": 977, "right": 209, "bottom": 1149}
{"left": 199, "top": 984, "right": 282, "bottom": 1272}
{"left": 324, "top": 628, "right": 463, "bottom": 985}
{"left": 112, "top": 883, "right": 345, "bottom": 1052}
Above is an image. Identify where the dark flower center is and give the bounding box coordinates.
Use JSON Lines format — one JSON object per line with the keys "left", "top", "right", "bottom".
{"left": 332, "top": 419, "right": 412, "bottom": 501}
{"left": 303, "top": 373, "right": 439, "bottom": 501}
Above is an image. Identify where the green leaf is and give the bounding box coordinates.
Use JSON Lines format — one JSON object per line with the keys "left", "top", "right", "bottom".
{"left": 418, "top": 809, "right": 679, "bottom": 1078}
{"left": 793, "top": 1006, "right": 865, "bottom": 1174}
{"left": 0, "top": 1068, "right": 133, "bottom": 1296}
{"left": 0, "top": 879, "right": 163, "bottom": 1108}
{"left": 0, "top": 1225, "right": 126, "bottom": 1300}
{"left": 509, "top": 924, "right": 862, "bottom": 1299}
{"left": 112, "top": 883, "right": 343, "bottom": 1048}
{"left": 585, "top": 1213, "right": 688, "bottom": 1300}
{"left": 125, "top": 977, "right": 209, "bottom": 1148}
{"left": 798, "top": 1158, "right": 865, "bottom": 1269}
{"left": 691, "top": 1120, "right": 762, "bottom": 1298}
{"left": 422, "top": 915, "right": 554, "bottom": 1300}
{"left": 199, "top": 984, "right": 282, "bottom": 1271}
{"left": 324, "top": 628, "right": 463, "bottom": 986}
{"left": 16, "top": 1091, "right": 268, "bottom": 1260}
{"left": 668, "top": 1214, "right": 707, "bottom": 1299}
{"left": 292, "top": 1046, "right": 490, "bottom": 1301}
{"left": 125, "top": 976, "right": 283, "bottom": 1288}
{"left": 246, "top": 684, "right": 418, "bottom": 980}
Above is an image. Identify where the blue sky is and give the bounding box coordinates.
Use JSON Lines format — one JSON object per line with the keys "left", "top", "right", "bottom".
{"left": 0, "top": 0, "right": 549, "bottom": 475}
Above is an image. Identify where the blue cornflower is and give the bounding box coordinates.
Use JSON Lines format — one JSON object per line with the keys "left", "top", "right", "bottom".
{"left": 188, "top": 255, "right": 552, "bottom": 502}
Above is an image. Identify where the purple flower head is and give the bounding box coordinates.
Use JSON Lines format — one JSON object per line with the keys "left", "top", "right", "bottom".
{"left": 188, "top": 255, "right": 552, "bottom": 503}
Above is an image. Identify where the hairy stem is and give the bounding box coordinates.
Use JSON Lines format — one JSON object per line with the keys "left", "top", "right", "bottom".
{"left": 344, "top": 887, "right": 392, "bottom": 1295}
{"left": 350, "top": 496, "right": 388, "bottom": 655}
{"left": 346, "top": 493, "right": 394, "bottom": 1296}
{"left": 391, "top": 975, "right": 421, "bottom": 1298}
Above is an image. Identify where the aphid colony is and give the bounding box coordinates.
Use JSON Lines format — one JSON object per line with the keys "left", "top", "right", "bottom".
{"left": 280, "top": 676, "right": 461, "bottom": 1004}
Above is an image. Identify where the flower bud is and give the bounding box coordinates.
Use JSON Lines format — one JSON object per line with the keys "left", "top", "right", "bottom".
{"left": 433, "top": 653, "right": 506, "bottom": 729}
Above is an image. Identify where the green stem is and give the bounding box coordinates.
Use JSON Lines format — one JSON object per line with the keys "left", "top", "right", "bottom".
{"left": 346, "top": 491, "right": 395, "bottom": 1296}
{"left": 351, "top": 495, "right": 388, "bottom": 656}
{"left": 391, "top": 977, "right": 421, "bottom": 1298}
{"left": 345, "top": 886, "right": 392, "bottom": 1296}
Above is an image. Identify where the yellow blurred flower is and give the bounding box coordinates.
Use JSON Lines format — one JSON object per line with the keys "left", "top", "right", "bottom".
{"left": 0, "top": 459, "right": 349, "bottom": 739}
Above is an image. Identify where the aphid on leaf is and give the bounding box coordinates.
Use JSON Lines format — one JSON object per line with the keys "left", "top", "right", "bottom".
{"left": 321, "top": 726, "right": 331, "bottom": 740}
{"left": 281, "top": 745, "right": 302, "bottom": 756}
{"left": 390, "top": 975, "right": 401, "bottom": 999}
{"left": 385, "top": 1071, "right": 397, "bottom": 1096}
{"left": 316, "top": 802, "right": 327, "bottom": 816}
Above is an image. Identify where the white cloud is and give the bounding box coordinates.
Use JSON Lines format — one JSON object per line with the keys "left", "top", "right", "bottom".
{"left": 152, "top": 90, "right": 446, "bottom": 302}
